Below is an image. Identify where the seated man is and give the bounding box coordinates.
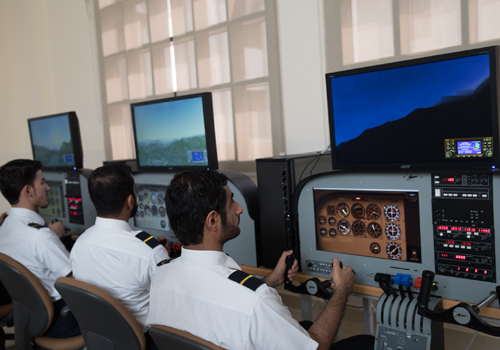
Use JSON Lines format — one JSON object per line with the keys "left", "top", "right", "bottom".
{"left": 0, "top": 159, "right": 80, "bottom": 338}
{"left": 148, "top": 170, "right": 374, "bottom": 350}
{"left": 70, "top": 165, "right": 169, "bottom": 350}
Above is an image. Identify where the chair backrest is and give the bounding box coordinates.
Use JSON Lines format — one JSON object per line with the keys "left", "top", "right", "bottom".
{"left": 54, "top": 277, "right": 146, "bottom": 350}
{"left": 0, "top": 253, "right": 53, "bottom": 336}
{"left": 150, "top": 325, "right": 225, "bottom": 350}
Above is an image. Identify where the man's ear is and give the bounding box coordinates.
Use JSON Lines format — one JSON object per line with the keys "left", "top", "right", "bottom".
{"left": 205, "top": 210, "right": 220, "bottom": 232}
{"left": 21, "top": 184, "right": 32, "bottom": 198}
{"left": 126, "top": 194, "right": 135, "bottom": 210}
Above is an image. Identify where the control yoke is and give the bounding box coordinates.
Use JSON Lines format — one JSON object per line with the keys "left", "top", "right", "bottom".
{"left": 417, "top": 270, "right": 500, "bottom": 337}
{"left": 284, "top": 254, "right": 333, "bottom": 300}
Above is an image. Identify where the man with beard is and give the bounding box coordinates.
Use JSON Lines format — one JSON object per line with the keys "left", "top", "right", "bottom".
{"left": 148, "top": 170, "right": 374, "bottom": 350}
{"left": 0, "top": 159, "right": 80, "bottom": 338}
{"left": 70, "top": 164, "right": 169, "bottom": 350}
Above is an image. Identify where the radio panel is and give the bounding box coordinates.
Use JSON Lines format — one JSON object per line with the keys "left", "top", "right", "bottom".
{"left": 444, "top": 137, "right": 493, "bottom": 159}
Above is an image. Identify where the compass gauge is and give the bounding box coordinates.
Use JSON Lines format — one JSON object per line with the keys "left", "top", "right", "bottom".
{"left": 387, "top": 242, "right": 402, "bottom": 260}
{"left": 385, "top": 223, "right": 401, "bottom": 240}
{"left": 352, "top": 220, "right": 366, "bottom": 237}
{"left": 384, "top": 205, "right": 400, "bottom": 221}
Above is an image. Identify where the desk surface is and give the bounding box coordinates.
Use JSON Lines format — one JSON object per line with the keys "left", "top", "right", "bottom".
{"left": 240, "top": 265, "right": 500, "bottom": 320}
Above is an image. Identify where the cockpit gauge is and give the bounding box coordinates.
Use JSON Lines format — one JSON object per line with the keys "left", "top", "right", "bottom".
{"left": 151, "top": 205, "right": 158, "bottom": 216}
{"left": 329, "top": 228, "right": 337, "bottom": 237}
{"left": 144, "top": 205, "right": 151, "bottom": 216}
{"left": 352, "top": 203, "right": 365, "bottom": 219}
{"left": 385, "top": 223, "right": 401, "bottom": 240}
{"left": 387, "top": 242, "right": 402, "bottom": 260}
{"left": 384, "top": 205, "right": 400, "bottom": 221}
{"left": 328, "top": 217, "right": 336, "bottom": 226}
{"left": 370, "top": 242, "right": 381, "bottom": 254}
{"left": 336, "top": 203, "right": 350, "bottom": 217}
{"left": 157, "top": 193, "right": 165, "bottom": 204}
{"left": 319, "top": 216, "right": 327, "bottom": 225}
{"left": 366, "top": 204, "right": 381, "bottom": 220}
{"left": 352, "top": 220, "right": 366, "bottom": 237}
{"left": 143, "top": 193, "right": 150, "bottom": 204}
{"left": 327, "top": 205, "right": 336, "bottom": 216}
{"left": 159, "top": 206, "right": 166, "bottom": 217}
{"left": 319, "top": 227, "right": 327, "bottom": 236}
{"left": 338, "top": 220, "right": 351, "bottom": 235}
{"left": 150, "top": 194, "right": 158, "bottom": 204}
{"left": 367, "top": 222, "right": 382, "bottom": 238}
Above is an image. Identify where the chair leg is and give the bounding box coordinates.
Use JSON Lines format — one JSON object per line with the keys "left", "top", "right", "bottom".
{"left": 13, "top": 302, "right": 34, "bottom": 350}
{"left": 0, "top": 327, "right": 5, "bottom": 350}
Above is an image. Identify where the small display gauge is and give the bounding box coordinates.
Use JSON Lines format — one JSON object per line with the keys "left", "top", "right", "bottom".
{"left": 329, "top": 228, "right": 337, "bottom": 237}
{"left": 143, "top": 193, "right": 150, "bottom": 204}
{"left": 384, "top": 205, "right": 400, "bottom": 221}
{"left": 366, "top": 204, "right": 381, "bottom": 220}
{"left": 328, "top": 217, "right": 336, "bottom": 226}
{"left": 336, "top": 203, "right": 350, "bottom": 217}
{"left": 436, "top": 176, "right": 461, "bottom": 184}
{"left": 351, "top": 203, "right": 365, "bottom": 219}
{"left": 319, "top": 216, "right": 327, "bottom": 225}
{"left": 370, "top": 242, "right": 381, "bottom": 254}
{"left": 319, "top": 227, "right": 327, "bottom": 236}
{"left": 327, "top": 205, "right": 336, "bottom": 215}
{"left": 367, "top": 222, "right": 382, "bottom": 238}
{"left": 385, "top": 223, "right": 401, "bottom": 240}
{"left": 352, "top": 220, "right": 366, "bottom": 237}
{"left": 338, "top": 220, "right": 351, "bottom": 235}
{"left": 387, "top": 242, "right": 402, "bottom": 259}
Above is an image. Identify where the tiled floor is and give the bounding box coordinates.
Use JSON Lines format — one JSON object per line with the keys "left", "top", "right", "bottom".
{"left": 3, "top": 288, "right": 500, "bottom": 349}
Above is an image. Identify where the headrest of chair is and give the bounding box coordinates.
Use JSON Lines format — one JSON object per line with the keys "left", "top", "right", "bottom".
{"left": 151, "top": 324, "right": 225, "bottom": 350}
{"left": 0, "top": 253, "right": 54, "bottom": 330}
{"left": 55, "top": 277, "right": 146, "bottom": 349}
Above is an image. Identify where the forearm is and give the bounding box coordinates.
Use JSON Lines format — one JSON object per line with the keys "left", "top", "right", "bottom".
{"left": 307, "top": 290, "right": 349, "bottom": 350}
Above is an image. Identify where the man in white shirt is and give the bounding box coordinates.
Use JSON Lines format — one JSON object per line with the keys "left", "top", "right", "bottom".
{"left": 148, "top": 170, "right": 374, "bottom": 350}
{"left": 70, "top": 164, "right": 169, "bottom": 350}
{"left": 0, "top": 159, "right": 80, "bottom": 338}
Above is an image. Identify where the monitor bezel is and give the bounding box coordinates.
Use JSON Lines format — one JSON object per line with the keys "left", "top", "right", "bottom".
{"left": 28, "top": 111, "right": 84, "bottom": 170}
{"left": 131, "top": 92, "right": 219, "bottom": 172}
{"left": 325, "top": 45, "right": 500, "bottom": 172}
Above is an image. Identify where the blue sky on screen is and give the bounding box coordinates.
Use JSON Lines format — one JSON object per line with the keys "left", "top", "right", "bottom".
{"left": 134, "top": 97, "right": 206, "bottom": 142}
{"left": 30, "top": 115, "right": 71, "bottom": 150}
{"left": 331, "top": 54, "right": 490, "bottom": 145}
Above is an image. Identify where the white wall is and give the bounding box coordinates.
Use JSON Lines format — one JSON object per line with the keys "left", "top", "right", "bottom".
{"left": 0, "top": 0, "right": 107, "bottom": 214}
{"left": 276, "top": 0, "right": 329, "bottom": 155}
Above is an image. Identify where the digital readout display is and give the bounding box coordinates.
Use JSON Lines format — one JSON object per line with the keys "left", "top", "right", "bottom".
{"left": 457, "top": 140, "right": 482, "bottom": 155}
{"left": 436, "top": 225, "right": 491, "bottom": 234}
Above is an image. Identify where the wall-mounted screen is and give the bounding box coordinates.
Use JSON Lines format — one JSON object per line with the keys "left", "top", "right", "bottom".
{"left": 313, "top": 189, "right": 422, "bottom": 263}
{"left": 134, "top": 184, "right": 169, "bottom": 232}
{"left": 131, "top": 92, "right": 218, "bottom": 171}
{"left": 326, "top": 46, "right": 500, "bottom": 171}
{"left": 28, "top": 112, "right": 83, "bottom": 169}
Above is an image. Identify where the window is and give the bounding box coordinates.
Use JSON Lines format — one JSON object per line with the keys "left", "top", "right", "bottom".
{"left": 326, "top": 0, "right": 500, "bottom": 70}
{"left": 95, "top": 0, "right": 281, "bottom": 170}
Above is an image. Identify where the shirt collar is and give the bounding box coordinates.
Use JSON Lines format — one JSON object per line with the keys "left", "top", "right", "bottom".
{"left": 180, "top": 247, "right": 240, "bottom": 270}
{"left": 95, "top": 217, "right": 133, "bottom": 233}
{"left": 9, "top": 207, "right": 45, "bottom": 225}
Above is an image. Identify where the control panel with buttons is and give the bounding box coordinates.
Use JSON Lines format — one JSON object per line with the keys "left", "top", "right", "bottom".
{"left": 432, "top": 173, "right": 495, "bottom": 282}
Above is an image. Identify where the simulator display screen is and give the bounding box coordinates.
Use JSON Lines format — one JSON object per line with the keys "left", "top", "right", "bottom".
{"left": 29, "top": 115, "right": 76, "bottom": 167}
{"left": 134, "top": 184, "right": 169, "bottom": 231}
{"left": 38, "top": 181, "right": 65, "bottom": 218}
{"left": 314, "top": 189, "right": 422, "bottom": 263}
{"left": 329, "top": 53, "right": 493, "bottom": 164}
{"left": 132, "top": 97, "right": 209, "bottom": 168}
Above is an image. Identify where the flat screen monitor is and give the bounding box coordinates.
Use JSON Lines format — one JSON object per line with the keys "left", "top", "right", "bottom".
{"left": 28, "top": 112, "right": 83, "bottom": 169}
{"left": 133, "top": 184, "right": 169, "bottom": 232}
{"left": 313, "top": 189, "right": 422, "bottom": 263}
{"left": 131, "top": 92, "right": 218, "bottom": 171}
{"left": 326, "top": 46, "right": 500, "bottom": 171}
{"left": 37, "top": 180, "right": 66, "bottom": 220}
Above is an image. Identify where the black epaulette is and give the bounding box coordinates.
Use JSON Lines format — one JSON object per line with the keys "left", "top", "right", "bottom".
{"left": 135, "top": 231, "right": 160, "bottom": 249}
{"left": 228, "top": 270, "right": 265, "bottom": 292}
{"left": 28, "top": 223, "right": 46, "bottom": 229}
{"left": 157, "top": 258, "right": 174, "bottom": 266}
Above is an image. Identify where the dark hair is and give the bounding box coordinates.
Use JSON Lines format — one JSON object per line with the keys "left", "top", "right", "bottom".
{"left": 0, "top": 159, "right": 43, "bottom": 205}
{"left": 166, "top": 170, "right": 228, "bottom": 246}
{"left": 88, "top": 165, "right": 135, "bottom": 217}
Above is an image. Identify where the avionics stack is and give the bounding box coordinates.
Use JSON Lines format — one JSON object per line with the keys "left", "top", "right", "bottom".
{"left": 127, "top": 93, "right": 260, "bottom": 267}
{"left": 28, "top": 112, "right": 96, "bottom": 235}
{"left": 289, "top": 46, "right": 500, "bottom": 349}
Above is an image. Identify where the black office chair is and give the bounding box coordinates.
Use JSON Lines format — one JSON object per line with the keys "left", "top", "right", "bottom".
{"left": 54, "top": 277, "right": 146, "bottom": 350}
{"left": 0, "top": 300, "right": 14, "bottom": 350}
{"left": 0, "top": 253, "right": 84, "bottom": 350}
{"left": 150, "top": 325, "right": 225, "bottom": 350}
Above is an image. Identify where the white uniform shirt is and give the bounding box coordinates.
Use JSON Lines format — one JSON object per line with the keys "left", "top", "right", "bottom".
{"left": 147, "top": 248, "right": 318, "bottom": 350}
{"left": 0, "top": 208, "right": 71, "bottom": 301}
{"left": 70, "top": 217, "right": 169, "bottom": 332}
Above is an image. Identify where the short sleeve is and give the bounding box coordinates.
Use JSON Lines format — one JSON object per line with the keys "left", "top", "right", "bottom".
{"left": 34, "top": 229, "right": 72, "bottom": 278}
{"left": 248, "top": 287, "right": 318, "bottom": 350}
